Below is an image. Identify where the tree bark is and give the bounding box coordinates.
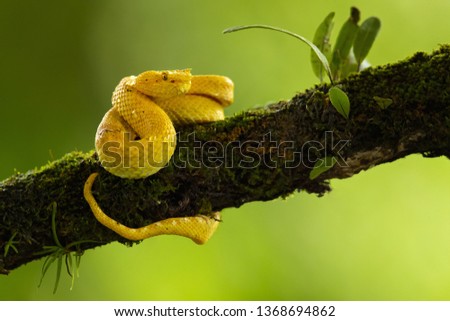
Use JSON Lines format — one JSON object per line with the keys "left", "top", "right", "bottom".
{"left": 1, "top": 46, "right": 449, "bottom": 274}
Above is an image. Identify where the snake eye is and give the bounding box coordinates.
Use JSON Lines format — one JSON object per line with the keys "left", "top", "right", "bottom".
{"left": 162, "top": 72, "right": 168, "bottom": 81}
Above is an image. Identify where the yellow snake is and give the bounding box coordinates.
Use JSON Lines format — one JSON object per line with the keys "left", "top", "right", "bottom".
{"left": 83, "top": 69, "right": 234, "bottom": 244}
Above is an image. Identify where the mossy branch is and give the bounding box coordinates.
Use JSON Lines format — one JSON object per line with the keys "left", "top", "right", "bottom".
{"left": 1, "top": 46, "right": 449, "bottom": 274}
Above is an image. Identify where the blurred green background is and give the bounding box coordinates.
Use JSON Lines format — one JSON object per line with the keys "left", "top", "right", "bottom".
{"left": 1, "top": 0, "right": 449, "bottom": 300}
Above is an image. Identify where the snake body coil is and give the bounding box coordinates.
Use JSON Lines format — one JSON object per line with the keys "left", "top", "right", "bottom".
{"left": 83, "top": 69, "right": 233, "bottom": 244}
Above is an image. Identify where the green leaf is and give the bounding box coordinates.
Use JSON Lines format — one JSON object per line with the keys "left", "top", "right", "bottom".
{"left": 353, "top": 17, "right": 381, "bottom": 68}
{"left": 339, "top": 51, "right": 359, "bottom": 78}
{"left": 331, "top": 7, "right": 360, "bottom": 81}
{"left": 373, "top": 96, "right": 393, "bottom": 109}
{"left": 311, "top": 12, "right": 335, "bottom": 82}
{"left": 38, "top": 255, "right": 57, "bottom": 288}
{"left": 4, "top": 232, "right": 18, "bottom": 257}
{"left": 50, "top": 201, "right": 63, "bottom": 248}
{"left": 224, "top": 24, "right": 333, "bottom": 84}
{"left": 54, "top": 255, "right": 63, "bottom": 294}
{"left": 309, "top": 156, "right": 337, "bottom": 180}
{"left": 329, "top": 86, "right": 350, "bottom": 119}
{"left": 4, "top": 242, "right": 18, "bottom": 257}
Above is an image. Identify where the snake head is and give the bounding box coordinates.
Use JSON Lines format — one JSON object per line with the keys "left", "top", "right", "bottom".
{"left": 133, "top": 69, "right": 192, "bottom": 99}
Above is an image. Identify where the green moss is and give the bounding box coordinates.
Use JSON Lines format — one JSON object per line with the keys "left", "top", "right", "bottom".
{"left": 1, "top": 45, "right": 449, "bottom": 273}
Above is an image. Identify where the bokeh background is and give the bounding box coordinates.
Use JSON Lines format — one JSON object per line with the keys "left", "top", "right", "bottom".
{"left": 1, "top": 0, "right": 449, "bottom": 300}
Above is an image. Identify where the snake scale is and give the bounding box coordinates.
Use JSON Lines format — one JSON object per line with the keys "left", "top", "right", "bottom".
{"left": 83, "top": 69, "right": 234, "bottom": 244}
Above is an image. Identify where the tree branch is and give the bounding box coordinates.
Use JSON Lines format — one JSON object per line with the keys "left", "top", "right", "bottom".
{"left": 1, "top": 46, "right": 449, "bottom": 274}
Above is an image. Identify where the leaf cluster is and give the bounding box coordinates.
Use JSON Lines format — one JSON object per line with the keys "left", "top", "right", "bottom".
{"left": 313, "top": 7, "right": 381, "bottom": 82}
{"left": 224, "top": 7, "right": 381, "bottom": 179}
{"left": 224, "top": 7, "right": 381, "bottom": 119}
{"left": 35, "top": 202, "right": 99, "bottom": 293}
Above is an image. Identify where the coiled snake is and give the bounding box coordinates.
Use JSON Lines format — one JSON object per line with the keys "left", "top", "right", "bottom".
{"left": 83, "top": 69, "right": 233, "bottom": 244}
